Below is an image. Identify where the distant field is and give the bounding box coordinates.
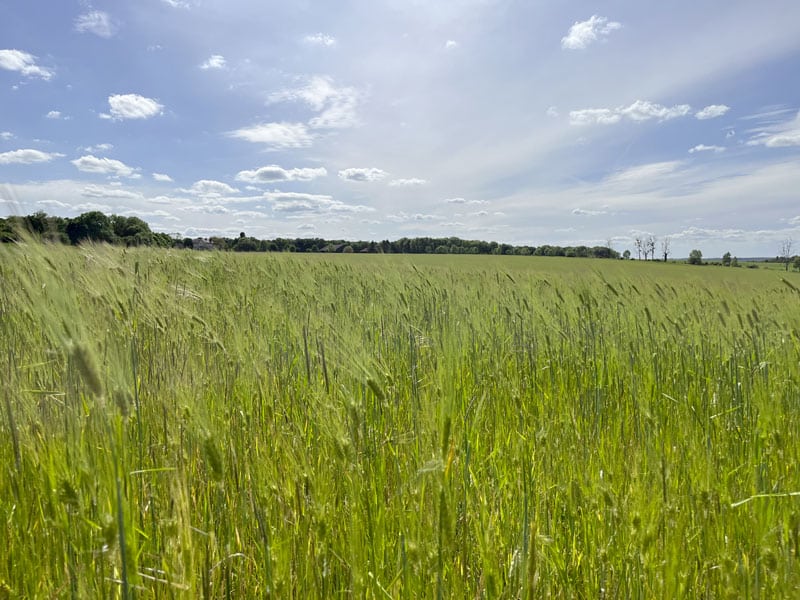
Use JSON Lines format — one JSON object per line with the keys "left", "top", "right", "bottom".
{"left": 1, "top": 244, "right": 800, "bottom": 597}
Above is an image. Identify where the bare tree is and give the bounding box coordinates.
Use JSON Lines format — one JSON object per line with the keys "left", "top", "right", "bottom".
{"left": 646, "top": 235, "right": 656, "bottom": 261}
{"left": 634, "top": 236, "right": 643, "bottom": 260}
{"left": 781, "top": 238, "right": 794, "bottom": 271}
{"left": 661, "top": 236, "right": 671, "bottom": 262}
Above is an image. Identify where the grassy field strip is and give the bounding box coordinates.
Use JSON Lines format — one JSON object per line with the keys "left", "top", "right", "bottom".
{"left": 1, "top": 244, "right": 799, "bottom": 597}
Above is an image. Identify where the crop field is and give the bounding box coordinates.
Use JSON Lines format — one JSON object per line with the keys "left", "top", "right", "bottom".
{"left": 1, "top": 243, "right": 800, "bottom": 598}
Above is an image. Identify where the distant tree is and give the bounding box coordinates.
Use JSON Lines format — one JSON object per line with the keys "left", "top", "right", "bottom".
{"left": 781, "top": 238, "right": 794, "bottom": 271}
{"left": 688, "top": 249, "right": 703, "bottom": 265}
{"left": 182, "top": 237, "right": 194, "bottom": 249}
{"left": 634, "top": 237, "right": 643, "bottom": 260}
{"left": 731, "top": 256, "right": 740, "bottom": 267}
{"left": 661, "top": 237, "right": 671, "bottom": 262}
{"left": 66, "top": 211, "right": 115, "bottom": 245}
{"left": 721, "top": 251, "right": 732, "bottom": 267}
{"left": 646, "top": 235, "right": 656, "bottom": 261}
{"left": 623, "top": 249, "right": 631, "bottom": 260}
{"left": 793, "top": 256, "right": 800, "bottom": 272}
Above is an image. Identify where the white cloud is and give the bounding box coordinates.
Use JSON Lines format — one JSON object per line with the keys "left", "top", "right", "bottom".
{"left": 103, "top": 94, "right": 164, "bottom": 120}
{"left": 200, "top": 55, "right": 226, "bottom": 70}
{"left": 153, "top": 172, "right": 173, "bottom": 182}
{"left": 74, "top": 11, "right": 117, "bottom": 38}
{"left": 183, "top": 180, "right": 239, "bottom": 197}
{"left": 0, "top": 149, "right": 64, "bottom": 165}
{"left": 71, "top": 155, "right": 139, "bottom": 178}
{"left": 389, "top": 178, "right": 427, "bottom": 187}
{"left": 689, "top": 144, "right": 725, "bottom": 154}
{"left": 235, "top": 165, "right": 327, "bottom": 183}
{"left": 695, "top": 104, "right": 730, "bottom": 120}
{"left": 263, "top": 191, "right": 374, "bottom": 214}
{"left": 746, "top": 111, "right": 800, "bottom": 148}
{"left": 45, "top": 110, "right": 62, "bottom": 119}
{"left": 161, "top": 0, "right": 192, "bottom": 7}
{"left": 561, "top": 15, "right": 621, "bottom": 50}
{"left": 303, "top": 33, "right": 337, "bottom": 47}
{"left": 270, "top": 76, "right": 361, "bottom": 129}
{"left": 572, "top": 208, "right": 607, "bottom": 216}
{"left": 445, "top": 40, "right": 459, "bottom": 50}
{"left": 81, "top": 184, "right": 143, "bottom": 200}
{"left": 546, "top": 106, "right": 559, "bottom": 118}
{"left": 0, "top": 49, "right": 54, "bottom": 80}
{"left": 339, "top": 168, "right": 388, "bottom": 182}
{"left": 444, "top": 198, "right": 489, "bottom": 205}
{"left": 229, "top": 122, "right": 313, "bottom": 149}
{"left": 570, "top": 100, "right": 691, "bottom": 125}
{"left": 0, "top": 131, "right": 13, "bottom": 140}
{"left": 82, "top": 143, "right": 113, "bottom": 153}
{"left": 606, "top": 161, "right": 683, "bottom": 186}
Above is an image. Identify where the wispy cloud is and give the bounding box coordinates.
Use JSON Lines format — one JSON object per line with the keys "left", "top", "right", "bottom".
{"left": 303, "top": 33, "right": 337, "bottom": 47}
{"left": 561, "top": 15, "right": 621, "bottom": 50}
{"left": 746, "top": 110, "right": 800, "bottom": 148}
{"left": 0, "top": 49, "right": 54, "bottom": 80}
{"left": 695, "top": 104, "right": 730, "bottom": 120}
{"left": 689, "top": 144, "right": 725, "bottom": 153}
{"left": 270, "top": 76, "right": 361, "bottom": 129}
{"left": 389, "top": 178, "right": 427, "bottom": 187}
{"left": 200, "top": 54, "right": 226, "bottom": 70}
{"left": 153, "top": 173, "right": 173, "bottom": 182}
{"left": 570, "top": 100, "right": 691, "bottom": 125}
{"left": 229, "top": 122, "right": 313, "bottom": 149}
{"left": 74, "top": 11, "right": 117, "bottom": 38}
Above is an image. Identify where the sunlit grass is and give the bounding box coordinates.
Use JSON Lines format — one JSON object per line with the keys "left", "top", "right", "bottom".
{"left": 1, "top": 243, "right": 799, "bottom": 597}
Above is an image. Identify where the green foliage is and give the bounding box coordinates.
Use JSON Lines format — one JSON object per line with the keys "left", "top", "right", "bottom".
{"left": 688, "top": 248, "right": 703, "bottom": 265}
{"left": 722, "top": 251, "right": 732, "bottom": 266}
{"left": 1, "top": 247, "right": 800, "bottom": 597}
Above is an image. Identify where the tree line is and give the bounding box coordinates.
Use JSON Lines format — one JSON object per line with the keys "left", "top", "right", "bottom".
{"left": 0, "top": 210, "right": 624, "bottom": 258}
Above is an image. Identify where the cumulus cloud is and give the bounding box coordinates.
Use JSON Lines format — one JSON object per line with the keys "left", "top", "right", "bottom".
{"left": 0, "top": 131, "right": 13, "bottom": 140}
{"left": 263, "top": 191, "right": 374, "bottom": 214}
{"left": 45, "top": 110, "right": 62, "bottom": 119}
{"left": 695, "top": 104, "right": 730, "bottom": 120}
{"left": 0, "top": 49, "right": 54, "bottom": 80}
{"left": 74, "top": 11, "right": 117, "bottom": 38}
{"left": 570, "top": 100, "right": 691, "bottom": 125}
{"left": 82, "top": 143, "right": 113, "bottom": 153}
{"left": 445, "top": 40, "right": 459, "bottom": 50}
{"left": 101, "top": 94, "right": 164, "bottom": 120}
{"left": 200, "top": 54, "right": 226, "bottom": 70}
{"left": 389, "top": 178, "right": 427, "bottom": 187}
{"left": 235, "top": 165, "right": 327, "bottom": 183}
{"left": 689, "top": 144, "right": 725, "bottom": 154}
{"left": 303, "top": 33, "right": 337, "bottom": 47}
{"left": 71, "top": 155, "right": 139, "bottom": 178}
{"left": 747, "top": 111, "right": 800, "bottom": 148}
{"left": 561, "top": 15, "right": 621, "bottom": 50}
{"left": 270, "top": 76, "right": 361, "bottom": 129}
{"left": 153, "top": 172, "right": 173, "bottom": 182}
{"left": 338, "top": 168, "right": 388, "bottom": 182}
{"left": 0, "top": 149, "right": 64, "bottom": 165}
{"left": 229, "top": 122, "right": 313, "bottom": 149}
{"left": 183, "top": 180, "right": 239, "bottom": 197}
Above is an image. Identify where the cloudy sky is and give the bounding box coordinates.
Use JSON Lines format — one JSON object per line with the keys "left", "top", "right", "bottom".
{"left": 2, "top": 0, "right": 800, "bottom": 256}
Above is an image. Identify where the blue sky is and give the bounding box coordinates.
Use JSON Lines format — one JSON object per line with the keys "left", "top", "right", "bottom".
{"left": 1, "top": 0, "right": 799, "bottom": 256}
